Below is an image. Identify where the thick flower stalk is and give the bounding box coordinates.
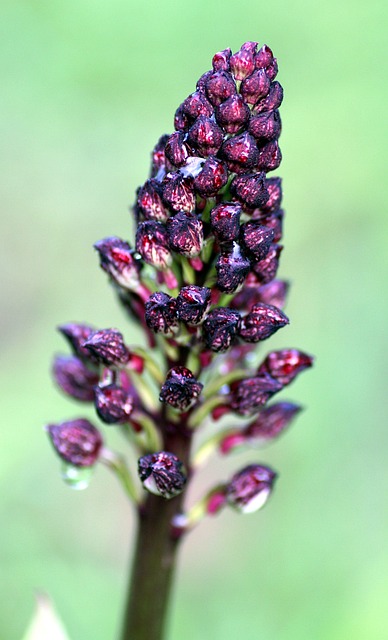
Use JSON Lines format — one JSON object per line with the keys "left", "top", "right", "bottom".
{"left": 46, "top": 41, "right": 313, "bottom": 640}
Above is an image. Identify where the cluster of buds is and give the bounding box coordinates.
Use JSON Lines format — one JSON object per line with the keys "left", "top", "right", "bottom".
{"left": 46, "top": 42, "right": 313, "bottom": 527}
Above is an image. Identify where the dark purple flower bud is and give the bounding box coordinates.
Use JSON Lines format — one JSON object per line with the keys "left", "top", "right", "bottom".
{"left": 252, "top": 208, "right": 284, "bottom": 243}
{"left": 193, "top": 156, "right": 228, "bottom": 197}
{"left": 196, "top": 70, "right": 213, "bottom": 92}
{"left": 249, "top": 110, "right": 281, "bottom": 143}
{"left": 245, "top": 402, "right": 302, "bottom": 443}
{"left": 159, "top": 366, "right": 203, "bottom": 411}
{"left": 166, "top": 211, "right": 203, "bottom": 257}
{"left": 240, "top": 69, "right": 270, "bottom": 105}
{"left": 210, "top": 202, "right": 241, "bottom": 243}
{"left": 231, "top": 172, "right": 269, "bottom": 209}
{"left": 136, "top": 180, "right": 167, "bottom": 222}
{"left": 212, "top": 48, "right": 231, "bottom": 71}
{"left": 94, "top": 236, "right": 142, "bottom": 289}
{"left": 205, "top": 70, "right": 236, "bottom": 106}
{"left": 216, "top": 243, "right": 251, "bottom": 293}
{"left": 145, "top": 291, "right": 179, "bottom": 335}
{"left": 174, "top": 104, "right": 190, "bottom": 131}
{"left": 240, "top": 221, "right": 274, "bottom": 260}
{"left": 231, "top": 373, "right": 283, "bottom": 415}
{"left": 239, "top": 303, "right": 289, "bottom": 343}
{"left": 53, "top": 355, "right": 99, "bottom": 402}
{"left": 202, "top": 307, "right": 241, "bottom": 352}
{"left": 259, "top": 177, "right": 282, "bottom": 213}
{"left": 162, "top": 173, "right": 196, "bottom": 213}
{"left": 138, "top": 451, "right": 187, "bottom": 499}
{"left": 187, "top": 116, "right": 224, "bottom": 157}
{"left": 253, "top": 81, "right": 283, "bottom": 114}
{"left": 215, "top": 94, "right": 250, "bottom": 134}
{"left": 266, "top": 58, "right": 278, "bottom": 81}
{"left": 58, "top": 323, "right": 96, "bottom": 362}
{"left": 226, "top": 464, "right": 277, "bottom": 513}
{"left": 164, "top": 132, "right": 189, "bottom": 167}
{"left": 258, "top": 349, "right": 314, "bottom": 386}
{"left": 230, "top": 41, "right": 257, "bottom": 80}
{"left": 257, "top": 140, "right": 282, "bottom": 172}
{"left": 182, "top": 91, "right": 214, "bottom": 119}
{"left": 221, "top": 132, "right": 259, "bottom": 174}
{"left": 135, "top": 221, "right": 172, "bottom": 269}
{"left": 151, "top": 134, "right": 169, "bottom": 178}
{"left": 83, "top": 329, "right": 130, "bottom": 366}
{"left": 255, "top": 279, "right": 289, "bottom": 309}
{"left": 94, "top": 384, "right": 133, "bottom": 424}
{"left": 255, "top": 44, "right": 274, "bottom": 69}
{"left": 252, "top": 243, "right": 282, "bottom": 284}
{"left": 47, "top": 419, "right": 103, "bottom": 467}
{"left": 176, "top": 285, "right": 211, "bottom": 325}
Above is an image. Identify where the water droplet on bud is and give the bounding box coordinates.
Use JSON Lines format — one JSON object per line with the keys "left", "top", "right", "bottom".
{"left": 61, "top": 463, "right": 94, "bottom": 490}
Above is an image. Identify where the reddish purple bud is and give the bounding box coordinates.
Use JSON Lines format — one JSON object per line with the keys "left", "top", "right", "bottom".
{"left": 226, "top": 464, "right": 277, "bottom": 513}
{"left": 160, "top": 366, "right": 203, "bottom": 411}
{"left": 174, "top": 104, "right": 190, "bottom": 132}
{"left": 145, "top": 291, "right": 179, "bottom": 335}
{"left": 182, "top": 91, "right": 214, "bottom": 120}
{"left": 221, "top": 132, "right": 259, "bottom": 174}
{"left": 166, "top": 211, "right": 203, "bottom": 257}
{"left": 215, "top": 94, "right": 250, "bottom": 134}
{"left": 240, "top": 221, "right": 274, "bottom": 260}
{"left": 47, "top": 419, "right": 103, "bottom": 467}
{"left": 138, "top": 451, "right": 187, "bottom": 499}
{"left": 257, "top": 140, "right": 282, "bottom": 172}
{"left": 162, "top": 173, "right": 195, "bottom": 213}
{"left": 252, "top": 243, "right": 282, "bottom": 284}
{"left": 245, "top": 402, "right": 302, "bottom": 443}
{"left": 193, "top": 156, "right": 228, "bottom": 196}
{"left": 135, "top": 221, "right": 172, "bottom": 270}
{"left": 266, "top": 58, "right": 278, "bottom": 81}
{"left": 151, "top": 134, "right": 169, "bottom": 178}
{"left": 216, "top": 243, "right": 251, "bottom": 293}
{"left": 255, "top": 279, "right": 289, "bottom": 309}
{"left": 205, "top": 70, "right": 236, "bottom": 106}
{"left": 187, "top": 116, "right": 224, "bottom": 157}
{"left": 239, "top": 303, "right": 289, "bottom": 343}
{"left": 83, "top": 329, "right": 130, "bottom": 366}
{"left": 258, "top": 349, "right": 314, "bottom": 385}
{"left": 259, "top": 177, "right": 282, "bottom": 213}
{"left": 136, "top": 179, "right": 167, "bottom": 222}
{"left": 219, "top": 432, "right": 246, "bottom": 454}
{"left": 249, "top": 110, "right": 281, "bottom": 143}
{"left": 164, "top": 132, "right": 189, "bottom": 167}
{"left": 58, "top": 323, "right": 96, "bottom": 362}
{"left": 253, "top": 81, "right": 283, "bottom": 114}
{"left": 176, "top": 285, "right": 211, "bottom": 325}
{"left": 255, "top": 45, "right": 274, "bottom": 69}
{"left": 202, "top": 307, "right": 241, "bottom": 352}
{"left": 94, "top": 384, "right": 133, "bottom": 424}
{"left": 196, "top": 70, "right": 213, "bottom": 92}
{"left": 53, "top": 355, "right": 99, "bottom": 402}
{"left": 230, "top": 42, "right": 257, "bottom": 80}
{"left": 210, "top": 202, "right": 241, "bottom": 243}
{"left": 252, "top": 208, "right": 284, "bottom": 243}
{"left": 212, "top": 48, "right": 232, "bottom": 71}
{"left": 231, "top": 172, "right": 269, "bottom": 209}
{"left": 240, "top": 69, "right": 271, "bottom": 105}
{"left": 94, "top": 236, "right": 141, "bottom": 289}
{"left": 230, "top": 373, "right": 283, "bottom": 415}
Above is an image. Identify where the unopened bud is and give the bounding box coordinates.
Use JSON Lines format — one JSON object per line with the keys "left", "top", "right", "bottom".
{"left": 83, "top": 329, "right": 130, "bottom": 366}
{"left": 215, "top": 94, "right": 250, "bottom": 134}
{"left": 240, "top": 221, "right": 274, "bottom": 260}
{"left": 257, "top": 140, "right": 282, "bottom": 172}
{"left": 53, "top": 355, "right": 99, "bottom": 402}
{"left": 245, "top": 402, "right": 302, "bottom": 443}
{"left": 259, "top": 177, "right": 282, "bottom": 213}
{"left": 240, "top": 303, "right": 289, "bottom": 343}
{"left": 145, "top": 291, "right": 179, "bottom": 335}
{"left": 166, "top": 211, "right": 203, "bottom": 257}
{"left": 221, "top": 132, "right": 259, "bottom": 174}
{"left": 160, "top": 366, "right": 203, "bottom": 411}
{"left": 255, "top": 44, "right": 274, "bottom": 69}
{"left": 193, "top": 156, "right": 228, "bottom": 197}
{"left": 164, "top": 132, "right": 189, "bottom": 167}
{"left": 94, "top": 384, "right": 133, "bottom": 424}
{"left": 135, "top": 221, "right": 172, "bottom": 269}
{"left": 241, "top": 69, "right": 270, "bottom": 105}
{"left": 187, "top": 116, "right": 224, "bottom": 157}
{"left": 176, "top": 285, "right": 211, "bottom": 325}
{"left": 216, "top": 242, "right": 251, "bottom": 293}
{"left": 150, "top": 134, "right": 169, "bottom": 178}
{"left": 258, "top": 349, "right": 314, "bottom": 385}
{"left": 230, "top": 42, "right": 257, "bottom": 80}
{"left": 226, "top": 464, "right": 277, "bottom": 513}
{"left": 47, "top": 419, "right": 103, "bottom": 467}
{"left": 212, "top": 48, "right": 232, "bottom": 72}
{"left": 253, "top": 81, "right": 283, "bottom": 114}
{"left": 94, "top": 236, "right": 141, "bottom": 289}
{"left": 231, "top": 373, "right": 283, "bottom": 415}
{"left": 252, "top": 243, "right": 282, "bottom": 284}
{"left": 58, "top": 323, "right": 96, "bottom": 362}
{"left": 231, "top": 172, "right": 269, "bottom": 209}
{"left": 182, "top": 91, "right": 214, "bottom": 120}
{"left": 202, "top": 307, "right": 241, "bottom": 352}
{"left": 249, "top": 110, "right": 281, "bottom": 143}
{"left": 210, "top": 202, "right": 241, "bottom": 243}
{"left": 136, "top": 180, "right": 167, "bottom": 222}
{"left": 174, "top": 104, "right": 190, "bottom": 132}
{"left": 138, "top": 451, "right": 187, "bottom": 499}
{"left": 162, "top": 173, "right": 196, "bottom": 213}
{"left": 205, "top": 70, "right": 236, "bottom": 106}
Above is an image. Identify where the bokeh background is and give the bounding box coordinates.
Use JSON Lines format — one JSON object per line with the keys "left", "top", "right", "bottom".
{"left": 1, "top": 0, "right": 387, "bottom": 638}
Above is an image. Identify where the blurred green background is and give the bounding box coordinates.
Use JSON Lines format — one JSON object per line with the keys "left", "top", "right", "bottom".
{"left": 1, "top": 0, "right": 387, "bottom": 638}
